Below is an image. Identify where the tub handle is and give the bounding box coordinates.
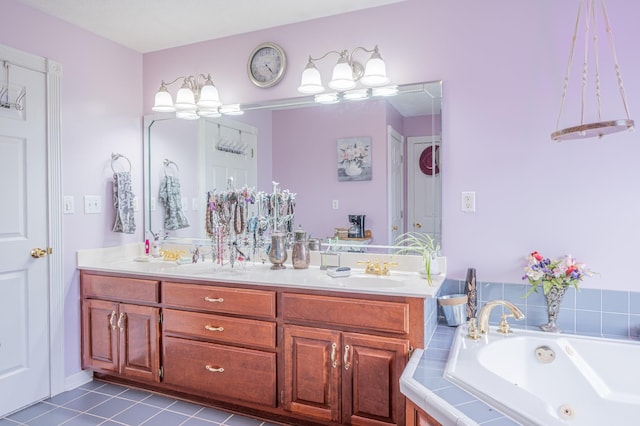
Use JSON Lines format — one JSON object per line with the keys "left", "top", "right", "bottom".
{"left": 497, "top": 313, "right": 514, "bottom": 334}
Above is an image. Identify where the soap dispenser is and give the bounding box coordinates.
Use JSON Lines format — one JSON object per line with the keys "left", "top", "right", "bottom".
{"left": 291, "top": 228, "right": 310, "bottom": 269}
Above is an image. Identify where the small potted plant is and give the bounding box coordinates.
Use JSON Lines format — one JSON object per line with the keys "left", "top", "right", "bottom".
{"left": 395, "top": 232, "right": 440, "bottom": 284}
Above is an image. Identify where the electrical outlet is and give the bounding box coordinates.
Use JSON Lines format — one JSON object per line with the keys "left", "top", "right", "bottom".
{"left": 461, "top": 191, "right": 476, "bottom": 213}
{"left": 84, "top": 195, "right": 102, "bottom": 214}
{"left": 150, "top": 196, "right": 157, "bottom": 211}
{"left": 332, "top": 200, "right": 339, "bottom": 210}
{"left": 63, "top": 196, "right": 74, "bottom": 214}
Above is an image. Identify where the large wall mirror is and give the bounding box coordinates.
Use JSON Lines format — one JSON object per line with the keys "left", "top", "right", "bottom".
{"left": 143, "top": 81, "right": 442, "bottom": 248}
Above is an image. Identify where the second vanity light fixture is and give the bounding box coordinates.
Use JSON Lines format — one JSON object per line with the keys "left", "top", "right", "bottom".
{"left": 152, "top": 74, "right": 243, "bottom": 120}
{"left": 297, "top": 45, "right": 395, "bottom": 102}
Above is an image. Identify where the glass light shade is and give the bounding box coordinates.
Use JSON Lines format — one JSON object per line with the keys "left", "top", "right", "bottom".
{"left": 175, "top": 109, "right": 199, "bottom": 120}
{"left": 328, "top": 60, "right": 356, "bottom": 91}
{"left": 174, "top": 85, "right": 196, "bottom": 110}
{"left": 314, "top": 93, "right": 340, "bottom": 104}
{"left": 297, "top": 63, "right": 324, "bottom": 94}
{"left": 343, "top": 88, "right": 370, "bottom": 100}
{"left": 371, "top": 85, "right": 399, "bottom": 97}
{"left": 152, "top": 89, "right": 175, "bottom": 112}
{"left": 361, "top": 55, "right": 389, "bottom": 87}
{"left": 219, "top": 104, "right": 244, "bottom": 115}
{"left": 198, "top": 108, "right": 221, "bottom": 118}
{"left": 197, "top": 84, "right": 221, "bottom": 108}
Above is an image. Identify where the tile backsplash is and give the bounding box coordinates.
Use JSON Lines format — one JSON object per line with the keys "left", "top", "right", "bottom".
{"left": 435, "top": 279, "right": 640, "bottom": 340}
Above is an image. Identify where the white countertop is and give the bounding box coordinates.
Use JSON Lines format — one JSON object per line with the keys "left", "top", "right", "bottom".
{"left": 77, "top": 243, "right": 446, "bottom": 298}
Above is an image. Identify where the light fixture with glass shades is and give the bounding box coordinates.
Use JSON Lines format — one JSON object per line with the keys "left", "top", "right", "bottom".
{"left": 297, "top": 45, "right": 393, "bottom": 99}
{"left": 551, "top": 0, "right": 634, "bottom": 141}
{"left": 152, "top": 73, "right": 241, "bottom": 119}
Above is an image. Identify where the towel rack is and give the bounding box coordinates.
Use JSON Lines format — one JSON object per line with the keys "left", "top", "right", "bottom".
{"left": 163, "top": 159, "right": 180, "bottom": 176}
{"left": 111, "top": 153, "right": 131, "bottom": 173}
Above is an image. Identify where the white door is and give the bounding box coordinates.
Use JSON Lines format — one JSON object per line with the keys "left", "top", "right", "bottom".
{"left": 407, "top": 136, "right": 441, "bottom": 243}
{"left": 0, "top": 61, "right": 50, "bottom": 415}
{"left": 387, "top": 126, "right": 404, "bottom": 245}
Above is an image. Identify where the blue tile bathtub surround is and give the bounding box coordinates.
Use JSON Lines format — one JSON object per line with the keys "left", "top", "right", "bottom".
{"left": 437, "top": 278, "right": 640, "bottom": 339}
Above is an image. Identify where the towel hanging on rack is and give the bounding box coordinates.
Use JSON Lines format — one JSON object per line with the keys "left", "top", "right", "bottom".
{"left": 112, "top": 171, "right": 136, "bottom": 234}
{"left": 159, "top": 160, "right": 189, "bottom": 230}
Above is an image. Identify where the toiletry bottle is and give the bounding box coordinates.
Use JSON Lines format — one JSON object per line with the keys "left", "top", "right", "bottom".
{"left": 151, "top": 234, "right": 161, "bottom": 257}
{"left": 465, "top": 267, "right": 477, "bottom": 320}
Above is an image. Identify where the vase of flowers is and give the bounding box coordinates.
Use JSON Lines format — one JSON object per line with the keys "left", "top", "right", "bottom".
{"left": 523, "top": 251, "right": 593, "bottom": 332}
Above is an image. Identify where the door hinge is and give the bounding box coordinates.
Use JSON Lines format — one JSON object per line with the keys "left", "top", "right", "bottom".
{"left": 158, "top": 312, "right": 163, "bottom": 324}
{"left": 280, "top": 390, "right": 284, "bottom": 405}
{"left": 408, "top": 345, "right": 414, "bottom": 358}
{"left": 159, "top": 366, "right": 164, "bottom": 379}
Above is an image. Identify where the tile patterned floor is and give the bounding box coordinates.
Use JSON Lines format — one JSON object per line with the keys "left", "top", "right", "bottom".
{"left": 1, "top": 381, "right": 283, "bottom": 426}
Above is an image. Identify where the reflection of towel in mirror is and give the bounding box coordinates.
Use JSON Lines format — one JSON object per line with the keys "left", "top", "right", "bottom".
{"left": 159, "top": 175, "right": 189, "bottom": 230}
{"left": 112, "top": 171, "right": 136, "bottom": 234}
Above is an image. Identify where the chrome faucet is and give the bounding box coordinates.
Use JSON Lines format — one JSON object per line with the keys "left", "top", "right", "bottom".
{"left": 477, "top": 299, "right": 525, "bottom": 334}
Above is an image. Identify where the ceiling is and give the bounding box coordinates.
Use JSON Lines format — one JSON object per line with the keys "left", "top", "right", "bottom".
{"left": 16, "top": 0, "right": 405, "bottom": 53}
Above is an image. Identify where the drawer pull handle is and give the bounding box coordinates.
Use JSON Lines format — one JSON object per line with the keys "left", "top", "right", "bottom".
{"left": 205, "top": 365, "right": 225, "bottom": 373}
{"left": 204, "top": 325, "right": 224, "bottom": 332}
{"left": 204, "top": 297, "right": 224, "bottom": 303}
{"left": 344, "top": 344, "right": 352, "bottom": 371}
{"left": 109, "top": 311, "right": 117, "bottom": 330}
{"left": 330, "top": 342, "right": 337, "bottom": 368}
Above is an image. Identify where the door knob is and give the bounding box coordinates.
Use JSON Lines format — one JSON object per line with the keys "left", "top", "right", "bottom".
{"left": 414, "top": 223, "right": 422, "bottom": 229}
{"left": 31, "top": 247, "right": 52, "bottom": 258}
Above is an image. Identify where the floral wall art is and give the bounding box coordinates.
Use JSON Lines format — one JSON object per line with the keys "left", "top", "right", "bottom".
{"left": 337, "top": 137, "right": 372, "bottom": 182}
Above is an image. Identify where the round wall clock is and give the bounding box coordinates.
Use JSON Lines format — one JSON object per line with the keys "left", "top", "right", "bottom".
{"left": 247, "top": 42, "right": 287, "bottom": 88}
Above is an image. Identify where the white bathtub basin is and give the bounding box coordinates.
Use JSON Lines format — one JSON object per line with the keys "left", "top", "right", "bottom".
{"left": 445, "top": 325, "right": 640, "bottom": 425}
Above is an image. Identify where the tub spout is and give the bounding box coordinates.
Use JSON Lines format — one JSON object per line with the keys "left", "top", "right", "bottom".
{"left": 478, "top": 299, "right": 525, "bottom": 334}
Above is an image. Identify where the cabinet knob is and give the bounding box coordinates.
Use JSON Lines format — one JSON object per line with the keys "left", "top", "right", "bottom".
{"left": 204, "top": 325, "right": 224, "bottom": 332}
{"left": 205, "top": 365, "right": 225, "bottom": 373}
{"left": 204, "top": 297, "right": 224, "bottom": 303}
{"left": 109, "top": 311, "right": 117, "bottom": 330}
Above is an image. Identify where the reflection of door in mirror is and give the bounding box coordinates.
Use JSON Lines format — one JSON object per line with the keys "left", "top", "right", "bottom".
{"left": 146, "top": 117, "right": 257, "bottom": 239}
{"left": 387, "top": 126, "right": 404, "bottom": 244}
{"left": 407, "top": 136, "right": 442, "bottom": 243}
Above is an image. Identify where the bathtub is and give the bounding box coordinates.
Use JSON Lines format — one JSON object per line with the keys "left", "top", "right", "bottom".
{"left": 444, "top": 325, "right": 640, "bottom": 425}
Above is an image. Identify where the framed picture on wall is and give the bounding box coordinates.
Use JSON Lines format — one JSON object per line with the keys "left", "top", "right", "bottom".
{"left": 337, "top": 137, "right": 372, "bottom": 182}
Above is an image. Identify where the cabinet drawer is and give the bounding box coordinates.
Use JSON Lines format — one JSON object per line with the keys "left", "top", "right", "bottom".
{"left": 163, "top": 282, "right": 276, "bottom": 318}
{"left": 163, "top": 309, "right": 276, "bottom": 350}
{"left": 82, "top": 274, "right": 159, "bottom": 303}
{"left": 283, "top": 293, "right": 410, "bottom": 335}
{"left": 163, "top": 336, "right": 276, "bottom": 407}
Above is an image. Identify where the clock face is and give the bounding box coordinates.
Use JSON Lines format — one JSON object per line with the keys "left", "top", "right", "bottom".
{"left": 248, "top": 43, "right": 286, "bottom": 88}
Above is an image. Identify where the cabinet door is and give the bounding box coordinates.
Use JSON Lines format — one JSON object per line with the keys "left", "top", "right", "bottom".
{"left": 82, "top": 299, "right": 118, "bottom": 372}
{"left": 118, "top": 304, "right": 161, "bottom": 382}
{"left": 283, "top": 325, "right": 341, "bottom": 423}
{"left": 342, "top": 333, "right": 409, "bottom": 426}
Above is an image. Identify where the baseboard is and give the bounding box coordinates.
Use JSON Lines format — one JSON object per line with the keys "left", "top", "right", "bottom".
{"left": 64, "top": 369, "right": 93, "bottom": 392}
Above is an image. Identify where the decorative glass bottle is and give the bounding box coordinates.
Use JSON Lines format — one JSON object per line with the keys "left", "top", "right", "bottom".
{"left": 292, "top": 229, "right": 310, "bottom": 269}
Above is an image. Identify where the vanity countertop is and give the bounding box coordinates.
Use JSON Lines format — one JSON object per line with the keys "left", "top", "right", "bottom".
{"left": 77, "top": 243, "right": 445, "bottom": 298}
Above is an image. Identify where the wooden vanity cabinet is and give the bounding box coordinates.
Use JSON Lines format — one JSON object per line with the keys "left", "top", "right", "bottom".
{"left": 81, "top": 274, "right": 161, "bottom": 383}
{"left": 283, "top": 293, "right": 413, "bottom": 426}
{"left": 80, "top": 271, "right": 425, "bottom": 426}
{"left": 405, "top": 400, "right": 442, "bottom": 426}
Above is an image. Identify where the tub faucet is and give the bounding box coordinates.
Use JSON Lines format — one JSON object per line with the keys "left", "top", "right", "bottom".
{"left": 477, "top": 299, "right": 525, "bottom": 334}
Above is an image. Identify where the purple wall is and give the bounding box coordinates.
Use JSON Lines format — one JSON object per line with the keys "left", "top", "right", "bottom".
{"left": 4, "top": 0, "right": 640, "bottom": 382}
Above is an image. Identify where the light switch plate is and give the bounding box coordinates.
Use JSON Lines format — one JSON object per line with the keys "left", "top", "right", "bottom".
{"left": 84, "top": 195, "right": 102, "bottom": 214}
{"left": 63, "top": 196, "right": 74, "bottom": 214}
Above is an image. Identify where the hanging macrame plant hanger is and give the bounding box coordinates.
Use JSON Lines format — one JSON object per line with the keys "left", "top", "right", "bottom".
{"left": 552, "top": 0, "right": 634, "bottom": 141}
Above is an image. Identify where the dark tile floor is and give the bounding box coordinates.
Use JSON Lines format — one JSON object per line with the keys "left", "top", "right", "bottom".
{"left": 1, "top": 381, "right": 283, "bottom": 426}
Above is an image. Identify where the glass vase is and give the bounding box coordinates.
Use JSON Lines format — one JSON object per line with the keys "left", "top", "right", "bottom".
{"left": 540, "top": 286, "right": 567, "bottom": 333}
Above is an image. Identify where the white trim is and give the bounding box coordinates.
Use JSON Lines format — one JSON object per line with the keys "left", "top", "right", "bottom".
{"left": 0, "top": 43, "right": 64, "bottom": 398}
{"left": 46, "top": 58, "right": 64, "bottom": 396}
{"left": 64, "top": 370, "right": 93, "bottom": 391}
